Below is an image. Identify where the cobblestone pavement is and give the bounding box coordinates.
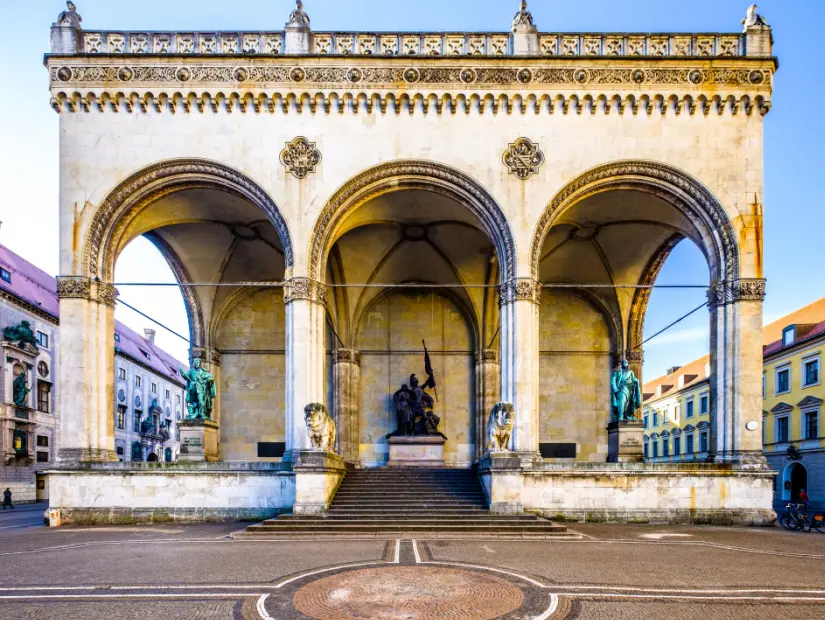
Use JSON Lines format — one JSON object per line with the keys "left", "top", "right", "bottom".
{"left": 1, "top": 522, "right": 824, "bottom": 619}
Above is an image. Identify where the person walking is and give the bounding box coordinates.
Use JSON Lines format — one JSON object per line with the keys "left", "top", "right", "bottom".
{"left": 2, "top": 487, "right": 12, "bottom": 510}
{"left": 800, "top": 488, "right": 810, "bottom": 511}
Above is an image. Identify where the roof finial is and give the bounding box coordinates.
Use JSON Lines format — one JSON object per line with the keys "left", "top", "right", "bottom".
{"left": 512, "top": 0, "right": 536, "bottom": 33}
{"left": 57, "top": 1, "right": 82, "bottom": 27}
{"left": 743, "top": 4, "right": 769, "bottom": 30}
{"left": 287, "top": 0, "right": 311, "bottom": 28}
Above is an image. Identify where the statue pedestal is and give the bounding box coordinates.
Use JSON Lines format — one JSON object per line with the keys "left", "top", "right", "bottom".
{"left": 387, "top": 435, "right": 446, "bottom": 468}
{"left": 607, "top": 421, "right": 645, "bottom": 463}
{"left": 179, "top": 419, "right": 219, "bottom": 462}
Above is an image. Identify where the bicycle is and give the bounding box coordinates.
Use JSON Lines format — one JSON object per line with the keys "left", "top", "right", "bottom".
{"left": 779, "top": 503, "right": 807, "bottom": 531}
{"left": 803, "top": 512, "right": 825, "bottom": 533}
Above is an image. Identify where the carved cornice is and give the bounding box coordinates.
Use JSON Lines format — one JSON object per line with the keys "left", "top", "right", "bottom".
{"left": 56, "top": 276, "right": 118, "bottom": 307}
{"left": 475, "top": 349, "right": 499, "bottom": 364}
{"left": 708, "top": 278, "right": 766, "bottom": 309}
{"left": 498, "top": 279, "right": 541, "bottom": 306}
{"left": 284, "top": 277, "right": 327, "bottom": 305}
{"left": 333, "top": 349, "right": 361, "bottom": 365}
{"left": 191, "top": 347, "right": 222, "bottom": 366}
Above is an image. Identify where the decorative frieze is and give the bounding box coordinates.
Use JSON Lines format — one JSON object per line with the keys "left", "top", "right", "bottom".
{"left": 503, "top": 137, "right": 545, "bottom": 180}
{"left": 279, "top": 137, "right": 321, "bottom": 179}
{"left": 707, "top": 278, "right": 767, "bottom": 309}
{"left": 56, "top": 276, "right": 118, "bottom": 307}
{"left": 283, "top": 278, "right": 326, "bottom": 305}
{"left": 498, "top": 279, "right": 541, "bottom": 306}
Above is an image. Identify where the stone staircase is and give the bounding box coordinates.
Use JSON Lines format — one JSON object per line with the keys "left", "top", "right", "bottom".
{"left": 240, "top": 468, "right": 569, "bottom": 538}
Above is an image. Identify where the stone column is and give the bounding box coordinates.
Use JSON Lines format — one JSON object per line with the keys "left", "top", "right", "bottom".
{"left": 284, "top": 278, "right": 327, "bottom": 462}
{"left": 56, "top": 277, "right": 119, "bottom": 462}
{"left": 498, "top": 279, "right": 540, "bottom": 454}
{"left": 475, "top": 349, "right": 500, "bottom": 459}
{"left": 708, "top": 279, "right": 767, "bottom": 468}
{"left": 332, "top": 349, "right": 361, "bottom": 464}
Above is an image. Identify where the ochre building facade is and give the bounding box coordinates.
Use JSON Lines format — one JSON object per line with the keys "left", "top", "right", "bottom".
{"left": 44, "top": 2, "right": 776, "bottom": 524}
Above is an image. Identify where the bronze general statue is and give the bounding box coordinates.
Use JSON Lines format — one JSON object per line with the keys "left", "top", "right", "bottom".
{"left": 611, "top": 359, "right": 641, "bottom": 422}
{"left": 12, "top": 371, "right": 31, "bottom": 408}
{"left": 180, "top": 358, "right": 216, "bottom": 420}
{"left": 391, "top": 341, "right": 442, "bottom": 436}
{"left": 3, "top": 321, "right": 39, "bottom": 351}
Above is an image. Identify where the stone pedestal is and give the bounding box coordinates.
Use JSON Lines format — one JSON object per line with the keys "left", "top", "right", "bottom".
{"left": 387, "top": 435, "right": 447, "bottom": 468}
{"left": 293, "top": 451, "right": 347, "bottom": 515}
{"left": 607, "top": 421, "right": 645, "bottom": 463}
{"left": 179, "top": 419, "right": 219, "bottom": 462}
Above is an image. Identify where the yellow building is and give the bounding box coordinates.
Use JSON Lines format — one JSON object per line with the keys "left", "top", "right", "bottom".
{"left": 644, "top": 297, "right": 825, "bottom": 511}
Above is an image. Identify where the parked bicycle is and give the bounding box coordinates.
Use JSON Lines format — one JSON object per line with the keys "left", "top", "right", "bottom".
{"left": 779, "top": 503, "right": 825, "bottom": 532}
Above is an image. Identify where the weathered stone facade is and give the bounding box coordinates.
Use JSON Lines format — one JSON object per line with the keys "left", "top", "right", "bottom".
{"left": 44, "top": 2, "right": 776, "bottom": 524}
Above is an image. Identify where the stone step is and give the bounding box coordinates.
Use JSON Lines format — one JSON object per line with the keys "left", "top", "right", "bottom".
{"left": 245, "top": 523, "right": 568, "bottom": 533}
{"left": 331, "top": 502, "right": 488, "bottom": 509}
{"left": 272, "top": 514, "right": 542, "bottom": 522}
{"left": 333, "top": 491, "right": 486, "bottom": 498}
{"left": 327, "top": 509, "right": 491, "bottom": 515}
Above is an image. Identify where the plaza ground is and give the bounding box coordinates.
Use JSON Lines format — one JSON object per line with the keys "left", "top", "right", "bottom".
{"left": 2, "top": 507, "right": 824, "bottom": 619}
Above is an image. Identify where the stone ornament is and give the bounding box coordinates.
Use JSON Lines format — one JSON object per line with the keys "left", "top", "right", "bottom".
{"left": 191, "top": 347, "right": 222, "bottom": 367}
{"left": 286, "top": 1, "right": 311, "bottom": 28}
{"left": 497, "top": 278, "right": 541, "bottom": 305}
{"left": 279, "top": 137, "right": 322, "bottom": 179}
{"left": 486, "top": 402, "right": 515, "bottom": 452}
{"left": 56, "top": 1, "right": 82, "bottom": 27}
{"left": 56, "top": 276, "right": 118, "bottom": 307}
{"left": 475, "top": 349, "right": 499, "bottom": 364}
{"left": 708, "top": 278, "right": 767, "bottom": 308}
{"left": 334, "top": 349, "right": 361, "bottom": 365}
{"left": 283, "top": 278, "right": 327, "bottom": 305}
{"left": 743, "top": 4, "right": 769, "bottom": 29}
{"left": 503, "top": 137, "right": 545, "bottom": 180}
{"left": 3, "top": 321, "right": 39, "bottom": 352}
{"left": 304, "top": 403, "right": 336, "bottom": 453}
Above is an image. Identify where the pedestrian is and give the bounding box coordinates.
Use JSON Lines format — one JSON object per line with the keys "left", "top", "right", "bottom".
{"left": 2, "top": 487, "right": 12, "bottom": 510}
{"left": 800, "top": 488, "right": 810, "bottom": 511}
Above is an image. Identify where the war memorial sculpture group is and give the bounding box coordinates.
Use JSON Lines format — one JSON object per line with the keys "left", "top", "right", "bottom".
{"left": 41, "top": 1, "right": 777, "bottom": 525}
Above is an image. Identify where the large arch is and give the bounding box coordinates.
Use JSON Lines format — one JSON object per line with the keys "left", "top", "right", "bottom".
{"left": 307, "top": 160, "right": 516, "bottom": 284}
{"left": 529, "top": 160, "right": 740, "bottom": 286}
{"left": 82, "top": 158, "right": 294, "bottom": 282}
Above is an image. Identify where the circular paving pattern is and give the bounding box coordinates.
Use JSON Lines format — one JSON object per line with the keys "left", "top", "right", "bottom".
{"left": 293, "top": 566, "right": 525, "bottom": 620}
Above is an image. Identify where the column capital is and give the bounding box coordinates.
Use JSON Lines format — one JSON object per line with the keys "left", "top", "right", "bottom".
{"left": 333, "top": 349, "right": 361, "bottom": 366}
{"left": 498, "top": 278, "right": 541, "bottom": 306}
{"left": 284, "top": 277, "right": 327, "bottom": 305}
{"left": 191, "top": 347, "right": 222, "bottom": 367}
{"left": 56, "top": 276, "right": 118, "bottom": 307}
{"left": 475, "top": 349, "right": 499, "bottom": 364}
{"left": 707, "top": 278, "right": 766, "bottom": 309}
{"left": 624, "top": 350, "right": 644, "bottom": 364}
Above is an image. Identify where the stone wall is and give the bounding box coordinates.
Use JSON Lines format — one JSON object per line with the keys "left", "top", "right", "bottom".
{"left": 45, "top": 462, "right": 295, "bottom": 524}
{"left": 539, "top": 291, "right": 612, "bottom": 461}
{"left": 358, "top": 292, "right": 475, "bottom": 467}
{"left": 216, "top": 289, "right": 286, "bottom": 461}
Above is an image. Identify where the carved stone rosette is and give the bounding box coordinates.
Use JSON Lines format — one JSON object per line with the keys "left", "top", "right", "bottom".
{"left": 497, "top": 278, "right": 541, "bottom": 306}
{"left": 503, "top": 137, "right": 545, "bottom": 180}
{"left": 283, "top": 277, "right": 327, "bottom": 305}
{"left": 333, "top": 349, "right": 361, "bottom": 366}
{"left": 707, "top": 278, "right": 766, "bottom": 309}
{"left": 475, "top": 349, "right": 499, "bottom": 364}
{"left": 56, "top": 276, "right": 118, "bottom": 307}
{"left": 279, "top": 136, "right": 321, "bottom": 179}
{"left": 191, "top": 347, "right": 222, "bottom": 367}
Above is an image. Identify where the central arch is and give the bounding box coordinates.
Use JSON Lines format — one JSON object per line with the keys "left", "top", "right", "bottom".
{"left": 308, "top": 160, "right": 516, "bottom": 284}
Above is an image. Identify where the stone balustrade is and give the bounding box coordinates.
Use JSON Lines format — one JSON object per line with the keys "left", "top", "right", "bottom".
{"left": 77, "top": 31, "right": 753, "bottom": 58}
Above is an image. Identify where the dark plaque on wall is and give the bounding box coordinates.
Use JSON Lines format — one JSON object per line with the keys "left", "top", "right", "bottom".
{"left": 539, "top": 443, "right": 577, "bottom": 459}
{"left": 258, "top": 442, "right": 286, "bottom": 458}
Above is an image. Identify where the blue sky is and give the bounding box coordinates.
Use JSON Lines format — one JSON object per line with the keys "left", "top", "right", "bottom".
{"left": 1, "top": 1, "right": 822, "bottom": 377}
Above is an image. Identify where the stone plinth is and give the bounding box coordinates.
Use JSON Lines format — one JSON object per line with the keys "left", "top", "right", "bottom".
{"left": 387, "top": 435, "right": 447, "bottom": 468}
{"left": 607, "top": 420, "right": 645, "bottom": 463}
{"left": 179, "top": 419, "right": 219, "bottom": 462}
{"left": 292, "top": 451, "right": 347, "bottom": 515}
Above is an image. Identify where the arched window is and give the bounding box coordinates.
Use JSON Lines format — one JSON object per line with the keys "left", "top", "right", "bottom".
{"left": 130, "top": 441, "right": 142, "bottom": 462}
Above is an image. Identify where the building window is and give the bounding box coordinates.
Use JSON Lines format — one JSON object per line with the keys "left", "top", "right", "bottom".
{"left": 652, "top": 441, "right": 659, "bottom": 459}
{"left": 663, "top": 408, "right": 669, "bottom": 425}
{"left": 119, "top": 367, "right": 126, "bottom": 380}
{"left": 775, "top": 367, "right": 790, "bottom": 395}
{"left": 699, "top": 394, "right": 709, "bottom": 415}
{"left": 151, "top": 382, "right": 157, "bottom": 394}
{"left": 762, "top": 374, "right": 766, "bottom": 399}
{"left": 803, "top": 358, "right": 820, "bottom": 388}
{"left": 37, "top": 381, "right": 51, "bottom": 413}
{"left": 36, "top": 331, "right": 49, "bottom": 349}
{"left": 686, "top": 434, "right": 694, "bottom": 455}
{"left": 133, "top": 411, "right": 141, "bottom": 432}
{"left": 38, "top": 361, "right": 49, "bottom": 377}
{"left": 644, "top": 442, "right": 649, "bottom": 459}
{"left": 699, "top": 431, "right": 708, "bottom": 453}
{"left": 653, "top": 412, "right": 659, "bottom": 427}
{"left": 135, "top": 375, "right": 142, "bottom": 387}
{"left": 643, "top": 414, "right": 648, "bottom": 429}
{"left": 176, "top": 394, "right": 181, "bottom": 404}
{"left": 139, "top": 348, "right": 151, "bottom": 360}
{"left": 131, "top": 441, "right": 142, "bottom": 462}
{"left": 674, "top": 436, "right": 681, "bottom": 457}
{"left": 114, "top": 333, "right": 121, "bottom": 343}
{"left": 783, "top": 326, "right": 795, "bottom": 348}
{"left": 0, "top": 268, "right": 11, "bottom": 283}
{"left": 37, "top": 451, "right": 49, "bottom": 463}
{"left": 662, "top": 439, "right": 669, "bottom": 458}
{"left": 804, "top": 411, "right": 819, "bottom": 440}
{"left": 37, "top": 435, "right": 49, "bottom": 447}
{"left": 776, "top": 416, "right": 790, "bottom": 443}
{"left": 117, "top": 405, "right": 126, "bottom": 430}
{"left": 686, "top": 399, "right": 694, "bottom": 418}
{"left": 116, "top": 445, "right": 124, "bottom": 461}
{"left": 165, "top": 389, "right": 171, "bottom": 400}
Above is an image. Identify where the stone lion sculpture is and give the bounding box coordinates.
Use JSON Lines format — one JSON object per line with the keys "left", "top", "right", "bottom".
{"left": 304, "top": 403, "right": 336, "bottom": 453}
{"left": 487, "top": 402, "right": 515, "bottom": 452}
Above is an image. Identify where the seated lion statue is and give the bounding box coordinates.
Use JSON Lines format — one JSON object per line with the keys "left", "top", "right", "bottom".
{"left": 487, "top": 402, "right": 515, "bottom": 452}
{"left": 304, "top": 403, "right": 337, "bottom": 453}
